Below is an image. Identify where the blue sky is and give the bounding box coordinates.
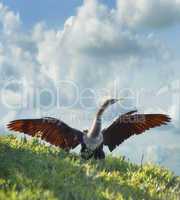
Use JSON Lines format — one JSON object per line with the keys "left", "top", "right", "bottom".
{"left": 1, "top": 0, "right": 83, "bottom": 28}
{"left": 1, "top": 0, "right": 116, "bottom": 28}
{"left": 0, "top": 0, "right": 180, "bottom": 175}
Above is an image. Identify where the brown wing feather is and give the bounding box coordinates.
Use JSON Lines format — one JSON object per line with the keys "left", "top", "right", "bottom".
{"left": 103, "top": 111, "right": 171, "bottom": 151}
{"left": 7, "top": 117, "right": 83, "bottom": 150}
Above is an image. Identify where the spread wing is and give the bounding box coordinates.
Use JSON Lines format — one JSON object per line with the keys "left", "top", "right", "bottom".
{"left": 102, "top": 110, "right": 171, "bottom": 151}
{"left": 7, "top": 117, "right": 83, "bottom": 150}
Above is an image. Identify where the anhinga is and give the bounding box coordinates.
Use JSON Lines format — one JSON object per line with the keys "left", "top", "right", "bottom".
{"left": 7, "top": 98, "right": 171, "bottom": 159}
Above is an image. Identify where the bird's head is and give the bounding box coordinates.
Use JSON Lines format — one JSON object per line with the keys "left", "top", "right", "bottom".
{"left": 83, "top": 129, "right": 88, "bottom": 134}
{"left": 102, "top": 98, "right": 123, "bottom": 107}
{"left": 106, "top": 98, "right": 120, "bottom": 105}
{"left": 96, "top": 98, "right": 123, "bottom": 117}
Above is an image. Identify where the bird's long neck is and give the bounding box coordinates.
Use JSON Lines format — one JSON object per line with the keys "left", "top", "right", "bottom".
{"left": 88, "top": 102, "right": 110, "bottom": 138}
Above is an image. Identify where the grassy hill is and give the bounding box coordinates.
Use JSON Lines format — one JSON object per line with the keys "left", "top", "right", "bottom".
{"left": 0, "top": 135, "right": 180, "bottom": 200}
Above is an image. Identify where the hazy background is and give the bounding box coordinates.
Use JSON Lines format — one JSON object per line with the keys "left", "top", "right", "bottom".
{"left": 0, "top": 0, "right": 180, "bottom": 175}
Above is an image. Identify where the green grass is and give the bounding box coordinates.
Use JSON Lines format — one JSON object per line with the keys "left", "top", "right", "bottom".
{"left": 0, "top": 135, "right": 180, "bottom": 200}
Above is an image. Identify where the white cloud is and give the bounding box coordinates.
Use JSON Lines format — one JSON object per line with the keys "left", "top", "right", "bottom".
{"left": 64, "top": 0, "right": 165, "bottom": 58}
{"left": 117, "top": 0, "right": 180, "bottom": 29}
{"left": 0, "top": 3, "right": 20, "bottom": 35}
{"left": 0, "top": 0, "right": 178, "bottom": 128}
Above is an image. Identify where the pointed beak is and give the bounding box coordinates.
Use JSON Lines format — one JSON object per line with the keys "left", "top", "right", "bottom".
{"left": 114, "top": 98, "right": 124, "bottom": 103}
{"left": 117, "top": 98, "right": 124, "bottom": 102}
{"left": 109, "top": 98, "right": 124, "bottom": 105}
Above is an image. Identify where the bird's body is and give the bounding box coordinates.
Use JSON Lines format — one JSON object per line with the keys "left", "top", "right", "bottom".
{"left": 7, "top": 98, "right": 171, "bottom": 160}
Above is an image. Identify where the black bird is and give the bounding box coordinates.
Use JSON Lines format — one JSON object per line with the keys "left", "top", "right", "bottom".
{"left": 7, "top": 98, "right": 171, "bottom": 159}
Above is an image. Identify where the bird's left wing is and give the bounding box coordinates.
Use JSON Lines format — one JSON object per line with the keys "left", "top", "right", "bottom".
{"left": 7, "top": 117, "right": 83, "bottom": 150}
{"left": 102, "top": 111, "right": 171, "bottom": 151}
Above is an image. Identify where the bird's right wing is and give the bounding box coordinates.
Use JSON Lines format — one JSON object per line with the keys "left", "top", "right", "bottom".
{"left": 102, "top": 110, "right": 171, "bottom": 151}
{"left": 7, "top": 117, "right": 83, "bottom": 150}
